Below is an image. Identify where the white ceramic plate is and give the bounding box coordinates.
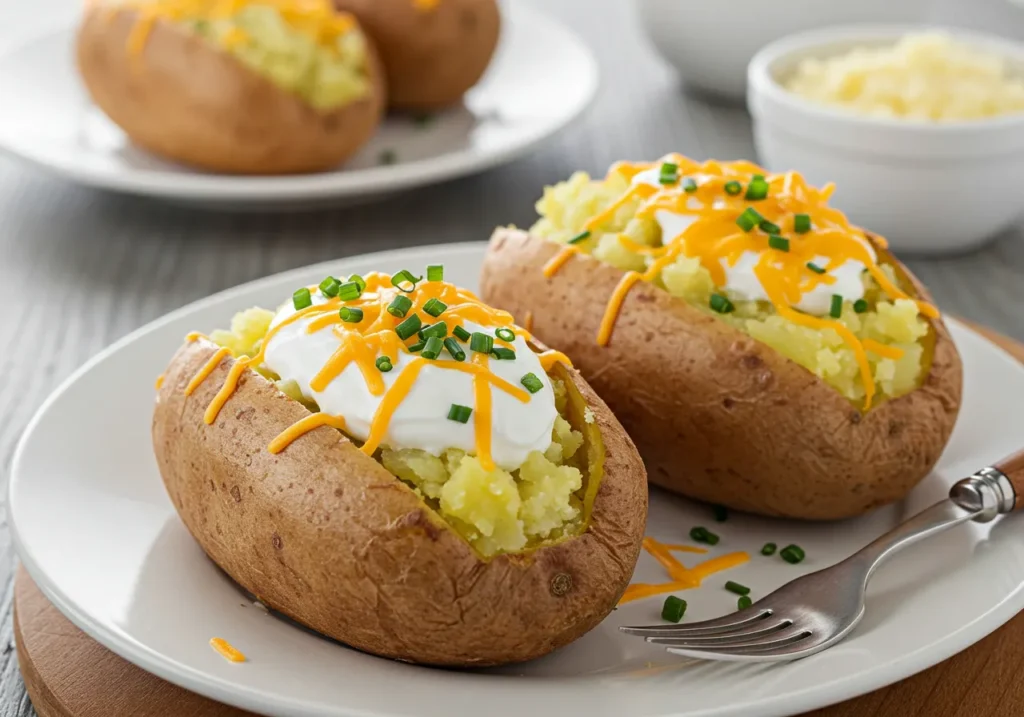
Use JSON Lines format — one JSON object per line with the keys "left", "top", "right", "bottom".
{"left": 0, "top": 5, "right": 597, "bottom": 209}
{"left": 10, "top": 242, "right": 1024, "bottom": 717}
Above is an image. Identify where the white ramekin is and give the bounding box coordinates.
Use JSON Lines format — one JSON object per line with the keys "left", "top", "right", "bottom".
{"left": 747, "top": 25, "right": 1024, "bottom": 255}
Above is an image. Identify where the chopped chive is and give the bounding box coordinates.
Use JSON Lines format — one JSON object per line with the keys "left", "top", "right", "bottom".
{"left": 422, "top": 298, "right": 447, "bottom": 317}
{"left": 495, "top": 327, "right": 515, "bottom": 342}
{"left": 682, "top": 178, "right": 698, "bottom": 193}
{"left": 780, "top": 545, "right": 806, "bottom": 564}
{"left": 426, "top": 264, "right": 444, "bottom": 282}
{"left": 737, "top": 596, "right": 753, "bottom": 611}
{"left": 745, "top": 177, "right": 769, "bottom": 201}
{"left": 419, "top": 322, "right": 448, "bottom": 340}
{"left": 806, "top": 262, "right": 826, "bottom": 275}
{"left": 443, "top": 337, "right": 466, "bottom": 361}
{"left": 292, "top": 287, "right": 312, "bottom": 310}
{"left": 338, "top": 306, "right": 363, "bottom": 323}
{"left": 375, "top": 356, "right": 393, "bottom": 372}
{"left": 470, "top": 332, "right": 494, "bottom": 354}
{"left": 387, "top": 295, "right": 413, "bottom": 318}
{"left": 337, "top": 281, "right": 362, "bottom": 301}
{"left": 761, "top": 542, "right": 777, "bottom": 556}
{"left": 829, "top": 294, "right": 843, "bottom": 319}
{"left": 447, "top": 403, "right": 472, "bottom": 423}
{"left": 660, "top": 161, "right": 679, "bottom": 175}
{"left": 661, "top": 595, "right": 687, "bottom": 623}
{"left": 736, "top": 207, "right": 763, "bottom": 232}
{"left": 768, "top": 235, "right": 790, "bottom": 252}
{"left": 520, "top": 372, "right": 543, "bottom": 394}
{"left": 709, "top": 294, "right": 734, "bottom": 314}
{"left": 702, "top": 530, "right": 720, "bottom": 546}
{"left": 659, "top": 162, "right": 679, "bottom": 185}
{"left": 349, "top": 274, "right": 366, "bottom": 292}
{"left": 407, "top": 340, "right": 425, "bottom": 352}
{"left": 453, "top": 325, "right": 472, "bottom": 342}
{"left": 689, "top": 526, "right": 707, "bottom": 542}
{"left": 854, "top": 299, "right": 869, "bottom": 314}
{"left": 395, "top": 314, "right": 422, "bottom": 340}
{"left": 491, "top": 347, "right": 516, "bottom": 360}
{"left": 319, "top": 276, "right": 340, "bottom": 297}
{"left": 569, "top": 230, "right": 591, "bottom": 245}
{"left": 794, "top": 213, "right": 812, "bottom": 233}
{"left": 391, "top": 270, "right": 422, "bottom": 293}
{"left": 725, "top": 581, "right": 750, "bottom": 596}
{"left": 724, "top": 180, "right": 742, "bottom": 196}
{"left": 378, "top": 149, "right": 397, "bottom": 165}
{"left": 759, "top": 219, "right": 781, "bottom": 234}
{"left": 752, "top": 173, "right": 766, "bottom": 181}
{"left": 421, "top": 336, "right": 444, "bottom": 360}
{"left": 713, "top": 504, "right": 728, "bottom": 522}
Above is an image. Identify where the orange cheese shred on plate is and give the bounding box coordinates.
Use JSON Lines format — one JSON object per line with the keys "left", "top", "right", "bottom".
{"left": 544, "top": 154, "right": 940, "bottom": 410}
{"left": 209, "top": 637, "right": 246, "bottom": 663}
{"left": 619, "top": 537, "right": 749, "bottom": 605}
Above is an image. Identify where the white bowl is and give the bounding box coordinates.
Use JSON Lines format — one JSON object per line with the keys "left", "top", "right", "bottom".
{"left": 635, "top": 0, "right": 930, "bottom": 100}
{"left": 747, "top": 25, "right": 1024, "bottom": 255}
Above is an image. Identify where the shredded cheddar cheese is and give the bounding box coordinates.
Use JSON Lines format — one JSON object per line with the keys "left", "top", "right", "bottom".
{"left": 619, "top": 537, "right": 750, "bottom": 605}
{"left": 209, "top": 637, "right": 246, "bottom": 662}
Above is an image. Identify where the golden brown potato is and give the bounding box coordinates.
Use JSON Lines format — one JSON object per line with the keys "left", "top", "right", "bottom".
{"left": 76, "top": 7, "right": 385, "bottom": 174}
{"left": 153, "top": 338, "right": 647, "bottom": 666}
{"left": 334, "top": 0, "right": 500, "bottom": 110}
{"left": 480, "top": 228, "right": 964, "bottom": 521}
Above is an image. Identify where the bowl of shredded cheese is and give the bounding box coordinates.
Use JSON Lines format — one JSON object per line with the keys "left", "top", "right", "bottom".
{"left": 748, "top": 26, "right": 1024, "bottom": 254}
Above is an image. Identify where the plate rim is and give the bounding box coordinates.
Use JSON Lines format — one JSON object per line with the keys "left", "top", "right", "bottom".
{"left": 0, "top": 4, "right": 599, "bottom": 202}
{"left": 10, "top": 240, "right": 1024, "bottom": 717}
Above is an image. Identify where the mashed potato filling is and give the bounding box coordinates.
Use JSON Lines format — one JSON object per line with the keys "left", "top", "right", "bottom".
{"left": 531, "top": 166, "right": 930, "bottom": 404}
{"left": 211, "top": 308, "right": 588, "bottom": 557}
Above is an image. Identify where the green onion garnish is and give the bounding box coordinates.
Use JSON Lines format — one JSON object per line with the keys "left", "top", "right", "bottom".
{"left": 387, "top": 295, "right": 412, "bottom": 318}
{"left": 426, "top": 264, "right": 444, "bottom": 282}
{"left": 709, "top": 294, "right": 734, "bottom": 314}
{"left": 391, "top": 270, "right": 422, "bottom": 293}
{"left": 682, "top": 178, "right": 698, "bottom": 193}
{"left": 780, "top": 545, "right": 805, "bottom": 564}
{"left": 569, "top": 230, "right": 591, "bottom": 245}
{"left": 736, "top": 207, "right": 763, "bottom": 232}
{"left": 319, "top": 276, "right": 340, "bottom": 297}
{"left": 689, "top": 526, "right": 719, "bottom": 545}
{"left": 395, "top": 314, "right": 422, "bottom": 340}
{"left": 768, "top": 235, "right": 790, "bottom": 252}
{"left": 349, "top": 274, "right": 366, "bottom": 292}
{"left": 725, "top": 581, "right": 750, "bottom": 596}
{"left": 761, "top": 542, "right": 777, "bottom": 556}
{"left": 806, "top": 262, "right": 826, "bottom": 275}
{"left": 854, "top": 299, "right": 869, "bottom": 314}
{"left": 753, "top": 173, "right": 765, "bottom": 181}
{"left": 745, "top": 177, "right": 769, "bottom": 201}
{"left": 724, "top": 180, "right": 742, "bottom": 196}
{"left": 794, "top": 214, "right": 812, "bottom": 233}
{"left": 491, "top": 347, "right": 516, "bottom": 360}
{"left": 447, "top": 404, "right": 472, "bottom": 423}
{"left": 703, "top": 531, "right": 720, "bottom": 546}
{"left": 292, "top": 287, "right": 312, "bottom": 310}
{"left": 407, "top": 340, "right": 425, "bottom": 353}
{"left": 759, "top": 220, "right": 781, "bottom": 235}
{"left": 375, "top": 356, "right": 393, "bottom": 372}
{"left": 337, "top": 281, "right": 362, "bottom": 301}
{"left": 829, "top": 294, "right": 843, "bottom": 319}
{"left": 495, "top": 327, "right": 515, "bottom": 342}
{"left": 339, "top": 306, "right": 363, "bottom": 323}
{"left": 453, "top": 325, "right": 471, "bottom": 342}
{"left": 422, "top": 298, "right": 447, "bottom": 317}
{"left": 443, "top": 337, "right": 466, "bottom": 362}
{"left": 521, "top": 373, "right": 543, "bottom": 394}
{"left": 470, "top": 332, "right": 494, "bottom": 354}
{"left": 661, "top": 595, "right": 687, "bottom": 623}
{"left": 421, "top": 336, "right": 444, "bottom": 360}
{"left": 659, "top": 162, "right": 679, "bottom": 185}
{"left": 737, "top": 596, "right": 753, "bottom": 611}
{"left": 419, "top": 322, "right": 448, "bottom": 340}
{"left": 713, "top": 504, "right": 728, "bottom": 522}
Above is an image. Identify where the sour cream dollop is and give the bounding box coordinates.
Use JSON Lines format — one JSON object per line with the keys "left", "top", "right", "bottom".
{"left": 262, "top": 293, "right": 558, "bottom": 470}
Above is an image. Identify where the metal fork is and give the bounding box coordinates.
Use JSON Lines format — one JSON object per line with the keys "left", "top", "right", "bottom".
{"left": 621, "top": 448, "right": 1024, "bottom": 662}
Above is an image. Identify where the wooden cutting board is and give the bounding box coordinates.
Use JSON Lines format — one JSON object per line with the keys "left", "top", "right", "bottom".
{"left": 14, "top": 325, "right": 1024, "bottom": 717}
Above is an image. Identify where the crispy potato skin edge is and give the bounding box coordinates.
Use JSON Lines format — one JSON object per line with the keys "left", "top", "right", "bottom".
{"left": 479, "top": 228, "right": 964, "bottom": 520}
{"left": 333, "top": 0, "right": 500, "bottom": 109}
{"left": 152, "top": 339, "right": 647, "bottom": 666}
{"left": 76, "top": 8, "right": 386, "bottom": 174}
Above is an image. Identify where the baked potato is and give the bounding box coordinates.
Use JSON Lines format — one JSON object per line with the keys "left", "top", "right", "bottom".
{"left": 333, "top": 0, "right": 500, "bottom": 110}
{"left": 77, "top": 0, "right": 386, "bottom": 174}
{"left": 152, "top": 267, "right": 647, "bottom": 666}
{"left": 480, "top": 155, "right": 963, "bottom": 520}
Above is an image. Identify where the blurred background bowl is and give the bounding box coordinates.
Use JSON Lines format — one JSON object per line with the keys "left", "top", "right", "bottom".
{"left": 635, "top": 0, "right": 931, "bottom": 100}
{"left": 747, "top": 25, "right": 1024, "bottom": 255}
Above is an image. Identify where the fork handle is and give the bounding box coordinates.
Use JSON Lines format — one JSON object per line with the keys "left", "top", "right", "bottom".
{"left": 950, "top": 447, "right": 1024, "bottom": 520}
{"left": 993, "top": 448, "right": 1024, "bottom": 511}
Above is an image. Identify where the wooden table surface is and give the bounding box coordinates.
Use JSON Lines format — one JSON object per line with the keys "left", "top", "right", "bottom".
{"left": 1, "top": 0, "right": 1023, "bottom": 715}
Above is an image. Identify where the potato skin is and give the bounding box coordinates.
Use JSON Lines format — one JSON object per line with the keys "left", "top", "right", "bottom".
{"left": 76, "top": 7, "right": 385, "bottom": 174}
{"left": 480, "top": 228, "right": 964, "bottom": 521}
{"left": 153, "top": 339, "right": 647, "bottom": 666}
{"left": 333, "top": 0, "right": 499, "bottom": 110}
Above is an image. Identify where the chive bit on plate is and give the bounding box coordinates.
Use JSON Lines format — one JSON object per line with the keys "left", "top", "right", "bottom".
{"left": 737, "top": 595, "right": 753, "bottom": 611}
{"left": 761, "top": 542, "right": 777, "bottom": 556}
{"left": 662, "top": 595, "right": 687, "bottom": 623}
{"left": 725, "top": 581, "right": 750, "bottom": 596}
{"left": 781, "top": 544, "right": 806, "bottom": 564}
{"left": 690, "top": 526, "right": 720, "bottom": 545}
{"left": 712, "top": 504, "right": 728, "bottom": 522}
